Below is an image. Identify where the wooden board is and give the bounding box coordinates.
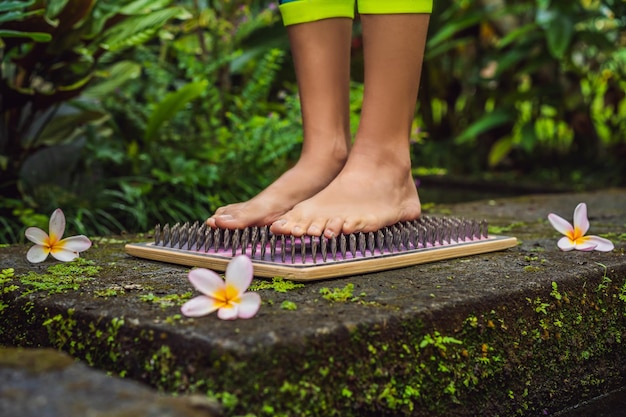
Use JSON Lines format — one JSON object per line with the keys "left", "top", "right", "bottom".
{"left": 125, "top": 235, "right": 517, "bottom": 281}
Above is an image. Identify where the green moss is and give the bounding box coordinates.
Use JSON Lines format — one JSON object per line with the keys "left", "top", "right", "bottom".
{"left": 249, "top": 276, "right": 305, "bottom": 293}
{"left": 488, "top": 221, "right": 526, "bottom": 234}
{"left": 280, "top": 300, "right": 297, "bottom": 311}
{"left": 18, "top": 258, "right": 101, "bottom": 295}
{"left": 0, "top": 269, "right": 19, "bottom": 304}
{"left": 42, "top": 309, "right": 78, "bottom": 353}
{"left": 0, "top": 268, "right": 15, "bottom": 281}
{"left": 319, "top": 283, "right": 357, "bottom": 302}
{"left": 39, "top": 307, "right": 128, "bottom": 368}
{"left": 144, "top": 344, "right": 181, "bottom": 388}
{"left": 598, "top": 231, "right": 626, "bottom": 242}
{"left": 139, "top": 292, "right": 191, "bottom": 308}
{"left": 94, "top": 288, "right": 124, "bottom": 298}
{"left": 164, "top": 314, "right": 183, "bottom": 324}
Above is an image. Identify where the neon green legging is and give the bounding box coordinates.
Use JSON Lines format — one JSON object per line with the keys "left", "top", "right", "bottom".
{"left": 278, "top": 0, "right": 433, "bottom": 26}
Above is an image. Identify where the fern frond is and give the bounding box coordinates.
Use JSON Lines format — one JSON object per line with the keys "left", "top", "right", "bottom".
{"left": 238, "top": 48, "right": 284, "bottom": 117}
{"left": 99, "top": 7, "right": 187, "bottom": 52}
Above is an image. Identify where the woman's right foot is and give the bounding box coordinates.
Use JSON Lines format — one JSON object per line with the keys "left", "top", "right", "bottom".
{"left": 206, "top": 147, "right": 347, "bottom": 230}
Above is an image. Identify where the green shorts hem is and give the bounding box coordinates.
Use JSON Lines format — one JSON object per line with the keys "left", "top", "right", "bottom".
{"left": 358, "top": 0, "right": 433, "bottom": 14}
{"left": 279, "top": 1, "right": 355, "bottom": 26}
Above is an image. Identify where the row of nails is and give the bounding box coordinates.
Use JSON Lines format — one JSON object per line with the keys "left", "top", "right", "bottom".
{"left": 153, "top": 217, "right": 488, "bottom": 264}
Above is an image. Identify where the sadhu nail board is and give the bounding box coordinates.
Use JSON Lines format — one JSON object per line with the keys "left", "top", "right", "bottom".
{"left": 125, "top": 216, "right": 517, "bottom": 281}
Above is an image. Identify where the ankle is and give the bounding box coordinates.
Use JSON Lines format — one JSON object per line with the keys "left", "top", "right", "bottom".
{"left": 300, "top": 137, "right": 350, "bottom": 169}
{"left": 349, "top": 142, "right": 412, "bottom": 174}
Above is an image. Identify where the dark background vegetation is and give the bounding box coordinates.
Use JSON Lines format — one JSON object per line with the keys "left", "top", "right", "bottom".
{"left": 1, "top": 0, "right": 625, "bottom": 243}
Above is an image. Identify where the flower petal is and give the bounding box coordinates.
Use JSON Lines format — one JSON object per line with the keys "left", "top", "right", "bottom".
{"left": 573, "top": 239, "right": 597, "bottom": 251}
{"left": 556, "top": 236, "right": 575, "bottom": 251}
{"left": 572, "top": 203, "right": 589, "bottom": 235}
{"left": 26, "top": 245, "right": 50, "bottom": 263}
{"left": 50, "top": 248, "right": 80, "bottom": 262}
{"left": 25, "top": 227, "right": 49, "bottom": 245}
{"left": 188, "top": 268, "right": 225, "bottom": 297}
{"left": 181, "top": 295, "right": 221, "bottom": 317}
{"left": 547, "top": 213, "right": 573, "bottom": 236}
{"left": 49, "top": 208, "right": 66, "bottom": 242}
{"left": 225, "top": 255, "right": 253, "bottom": 292}
{"left": 584, "top": 236, "right": 614, "bottom": 252}
{"left": 217, "top": 304, "right": 239, "bottom": 320}
{"left": 57, "top": 235, "right": 92, "bottom": 252}
{"left": 237, "top": 292, "right": 261, "bottom": 319}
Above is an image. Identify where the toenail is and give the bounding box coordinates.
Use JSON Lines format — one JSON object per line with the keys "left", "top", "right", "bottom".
{"left": 217, "top": 214, "right": 233, "bottom": 220}
{"left": 307, "top": 226, "right": 320, "bottom": 235}
{"left": 275, "top": 219, "right": 287, "bottom": 226}
{"left": 293, "top": 226, "right": 302, "bottom": 235}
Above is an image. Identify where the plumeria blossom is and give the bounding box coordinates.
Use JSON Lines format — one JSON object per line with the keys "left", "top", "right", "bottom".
{"left": 547, "top": 203, "right": 614, "bottom": 252}
{"left": 25, "top": 208, "right": 92, "bottom": 263}
{"left": 181, "top": 255, "right": 261, "bottom": 320}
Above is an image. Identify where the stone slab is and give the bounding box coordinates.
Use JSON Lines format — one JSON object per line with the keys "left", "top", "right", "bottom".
{"left": 0, "top": 347, "right": 220, "bottom": 417}
{"left": 1, "top": 188, "right": 625, "bottom": 416}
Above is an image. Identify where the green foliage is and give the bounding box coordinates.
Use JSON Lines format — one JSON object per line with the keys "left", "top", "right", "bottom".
{"left": 0, "top": 0, "right": 187, "bottom": 242}
{"left": 3, "top": 0, "right": 624, "bottom": 243}
{"left": 414, "top": 0, "right": 626, "bottom": 184}
{"left": 0, "top": 1, "right": 304, "bottom": 242}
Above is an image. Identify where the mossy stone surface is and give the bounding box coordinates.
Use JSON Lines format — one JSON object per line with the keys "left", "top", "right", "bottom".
{"left": 1, "top": 189, "right": 625, "bottom": 416}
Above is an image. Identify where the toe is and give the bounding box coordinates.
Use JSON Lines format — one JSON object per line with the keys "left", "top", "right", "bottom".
{"left": 343, "top": 213, "right": 378, "bottom": 234}
{"left": 324, "top": 217, "right": 344, "bottom": 238}
{"left": 291, "top": 224, "right": 306, "bottom": 237}
{"left": 213, "top": 214, "right": 238, "bottom": 229}
{"left": 269, "top": 218, "right": 289, "bottom": 235}
{"left": 306, "top": 221, "right": 325, "bottom": 237}
{"left": 342, "top": 217, "right": 362, "bottom": 235}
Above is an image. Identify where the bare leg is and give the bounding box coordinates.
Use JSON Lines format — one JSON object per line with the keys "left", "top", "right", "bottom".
{"left": 271, "top": 13, "right": 429, "bottom": 237}
{"left": 207, "top": 18, "right": 353, "bottom": 229}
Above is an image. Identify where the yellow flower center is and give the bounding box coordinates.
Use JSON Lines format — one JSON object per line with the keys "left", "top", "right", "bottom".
{"left": 213, "top": 284, "right": 241, "bottom": 308}
{"left": 567, "top": 227, "right": 586, "bottom": 244}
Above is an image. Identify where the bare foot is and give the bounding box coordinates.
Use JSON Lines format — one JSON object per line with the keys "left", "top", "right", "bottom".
{"left": 269, "top": 146, "right": 421, "bottom": 237}
{"left": 207, "top": 148, "right": 347, "bottom": 230}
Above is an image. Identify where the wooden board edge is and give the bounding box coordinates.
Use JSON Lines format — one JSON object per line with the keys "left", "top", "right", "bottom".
{"left": 125, "top": 236, "right": 517, "bottom": 281}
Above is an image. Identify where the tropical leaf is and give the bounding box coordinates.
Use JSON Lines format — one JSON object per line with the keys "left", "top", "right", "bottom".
{"left": 488, "top": 136, "right": 513, "bottom": 167}
{"left": 427, "top": 11, "right": 484, "bottom": 51}
{"left": 32, "top": 110, "right": 108, "bottom": 147}
{"left": 497, "top": 23, "right": 538, "bottom": 49}
{"left": 45, "top": 0, "right": 71, "bottom": 20}
{"left": 0, "top": 8, "right": 45, "bottom": 25}
{"left": 144, "top": 80, "right": 209, "bottom": 141}
{"left": 454, "top": 110, "right": 513, "bottom": 145}
{"left": 83, "top": 60, "right": 142, "bottom": 98}
{"left": 545, "top": 14, "right": 574, "bottom": 59}
{"left": 0, "top": 29, "right": 51, "bottom": 42}
{"left": 118, "top": 0, "right": 174, "bottom": 15}
{"left": 0, "top": 1, "right": 36, "bottom": 13}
